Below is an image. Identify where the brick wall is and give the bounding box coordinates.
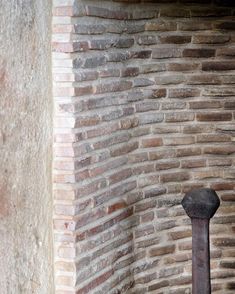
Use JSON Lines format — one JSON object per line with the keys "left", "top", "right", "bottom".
{"left": 52, "top": 1, "right": 235, "bottom": 293}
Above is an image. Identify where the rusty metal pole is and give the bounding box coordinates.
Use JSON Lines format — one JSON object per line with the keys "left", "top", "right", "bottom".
{"left": 181, "top": 188, "right": 220, "bottom": 294}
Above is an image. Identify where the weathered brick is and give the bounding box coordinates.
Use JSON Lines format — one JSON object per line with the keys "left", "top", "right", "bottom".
{"left": 142, "top": 137, "right": 163, "bottom": 148}
{"left": 189, "top": 101, "right": 221, "bottom": 109}
{"left": 131, "top": 50, "right": 152, "bottom": 59}
{"left": 193, "top": 34, "right": 230, "bottom": 44}
{"left": 211, "top": 181, "right": 234, "bottom": 191}
{"left": 110, "top": 142, "right": 139, "bottom": 157}
{"left": 74, "top": 55, "right": 106, "bottom": 69}
{"left": 183, "top": 48, "right": 215, "bottom": 58}
{"left": 95, "top": 81, "right": 132, "bottom": 94}
{"left": 138, "top": 113, "right": 164, "bottom": 125}
{"left": 133, "top": 78, "right": 154, "bottom": 87}
{"left": 176, "top": 147, "right": 201, "bottom": 157}
{"left": 121, "top": 67, "right": 140, "bottom": 77}
{"left": 137, "top": 35, "right": 158, "bottom": 45}
{"left": 193, "top": 170, "right": 223, "bottom": 180}
{"left": 148, "top": 280, "right": 169, "bottom": 291}
{"left": 153, "top": 125, "right": 180, "bottom": 134}
{"left": 145, "top": 20, "right": 177, "bottom": 31}
{"left": 135, "top": 101, "right": 159, "bottom": 112}
{"left": 183, "top": 124, "right": 214, "bottom": 134}
{"left": 164, "top": 136, "right": 195, "bottom": 146}
{"left": 221, "top": 193, "right": 235, "bottom": 201}
{"left": 74, "top": 23, "right": 106, "bottom": 34}
{"left": 140, "top": 211, "right": 154, "bottom": 223}
{"left": 187, "top": 74, "right": 220, "bottom": 85}
{"left": 139, "top": 63, "right": 166, "bottom": 75}
{"left": 161, "top": 101, "right": 186, "bottom": 110}
{"left": 135, "top": 200, "right": 156, "bottom": 213}
{"left": 213, "top": 238, "right": 235, "bottom": 247}
{"left": 217, "top": 47, "right": 235, "bottom": 57}
{"left": 144, "top": 186, "right": 166, "bottom": 198}
{"left": 196, "top": 113, "right": 232, "bottom": 121}
{"left": 205, "top": 145, "right": 235, "bottom": 155}
{"left": 149, "top": 245, "right": 175, "bottom": 257}
{"left": 160, "top": 171, "right": 190, "bottom": 183}
{"left": 155, "top": 74, "right": 185, "bottom": 85}
{"left": 208, "top": 158, "right": 232, "bottom": 167}
{"left": 107, "top": 201, "right": 127, "bottom": 214}
{"left": 159, "top": 35, "right": 191, "bottom": 44}
{"left": 109, "top": 168, "right": 132, "bottom": 185}
{"left": 202, "top": 61, "right": 235, "bottom": 71}
{"left": 159, "top": 266, "right": 184, "bottom": 278}
{"left": 152, "top": 48, "right": 181, "bottom": 59}
{"left": 152, "top": 88, "right": 167, "bottom": 98}
{"left": 165, "top": 112, "right": 194, "bottom": 122}
{"left": 168, "top": 88, "right": 200, "bottom": 98}
{"left": 181, "top": 159, "right": 206, "bottom": 168}
{"left": 135, "top": 225, "right": 154, "bottom": 239}
{"left": 178, "top": 20, "right": 212, "bottom": 31}
{"left": 133, "top": 163, "right": 155, "bottom": 175}
{"left": 197, "top": 134, "right": 230, "bottom": 143}
{"left": 167, "top": 62, "right": 200, "bottom": 71}
{"left": 149, "top": 149, "right": 176, "bottom": 161}
{"left": 169, "top": 229, "right": 191, "bottom": 240}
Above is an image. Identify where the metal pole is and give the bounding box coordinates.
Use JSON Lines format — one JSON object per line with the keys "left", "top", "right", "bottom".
{"left": 181, "top": 188, "right": 220, "bottom": 294}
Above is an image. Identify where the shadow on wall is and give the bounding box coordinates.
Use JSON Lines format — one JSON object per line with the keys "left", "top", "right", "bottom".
{"left": 53, "top": 0, "right": 235, "bottom": 293}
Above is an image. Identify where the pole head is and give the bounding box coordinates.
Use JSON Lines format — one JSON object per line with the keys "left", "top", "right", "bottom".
{"left": 182, "top": 188, "right": 220, "bottom": 219}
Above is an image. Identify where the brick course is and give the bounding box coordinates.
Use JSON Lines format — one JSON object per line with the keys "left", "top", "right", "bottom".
{"left": 52, "top": 0, "right": 235, "bottom": 293}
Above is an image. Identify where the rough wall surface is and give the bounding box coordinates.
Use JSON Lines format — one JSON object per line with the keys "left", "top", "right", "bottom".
{"left": 0, "top": 1, "right": 54, "bottom": 293}
{"left": 53, "top": 1, "right": 235, "bottom": 293}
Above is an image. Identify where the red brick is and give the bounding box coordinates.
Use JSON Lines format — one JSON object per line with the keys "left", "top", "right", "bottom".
{"left": 107, "top": 201, "right": 127, "bottom": 214}
{"left": 142, "top": 137, "right": 163, "bottom": 148}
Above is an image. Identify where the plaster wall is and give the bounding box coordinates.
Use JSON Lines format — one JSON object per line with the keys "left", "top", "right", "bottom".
{"left": 0, "top": 1, "right": 54, "bottom": 293}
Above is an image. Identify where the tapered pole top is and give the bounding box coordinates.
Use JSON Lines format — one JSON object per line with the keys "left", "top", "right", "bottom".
{"left": 182, "top": 188, "right": 220, "bottom": 219}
